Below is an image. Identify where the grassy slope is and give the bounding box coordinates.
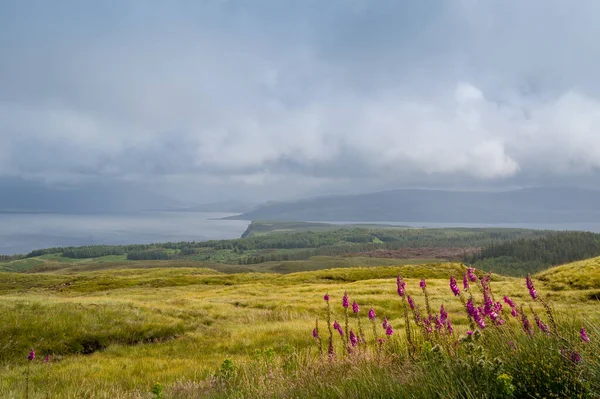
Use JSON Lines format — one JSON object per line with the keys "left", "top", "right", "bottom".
{"left": 0, "top": 252, "right": 442, "bottom": 275}
{"left": 0, "top": 259, "right": 598, "bottom": 397}
{"left": 536, "top": 255, "right": 600, "bottom": 291}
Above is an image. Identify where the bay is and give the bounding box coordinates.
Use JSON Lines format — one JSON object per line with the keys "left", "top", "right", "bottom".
{"left": 0, "top": 212, "right": 250, "bottom": 255}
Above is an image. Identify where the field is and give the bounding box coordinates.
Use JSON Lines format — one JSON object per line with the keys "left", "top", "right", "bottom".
{"left": 1, "top": 257, "right": 599, "bottom": 398}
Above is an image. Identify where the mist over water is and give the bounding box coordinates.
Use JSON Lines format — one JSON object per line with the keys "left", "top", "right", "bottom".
{"left": 0, "top": 212, "right": 250, "bottom": 255}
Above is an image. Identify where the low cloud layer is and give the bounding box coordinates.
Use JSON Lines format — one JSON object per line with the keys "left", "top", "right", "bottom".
{"left": 2, "top": 1, "right": 600, "bottom": 201}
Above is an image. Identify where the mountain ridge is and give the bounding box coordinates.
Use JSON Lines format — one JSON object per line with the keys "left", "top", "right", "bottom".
{"left": 225, "top": 186, "right": 600, "bottom": 223}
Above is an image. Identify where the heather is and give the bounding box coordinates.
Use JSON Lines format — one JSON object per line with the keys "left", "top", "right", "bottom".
{"left": 0, "top": 261, "right": 599, "bottom": 398}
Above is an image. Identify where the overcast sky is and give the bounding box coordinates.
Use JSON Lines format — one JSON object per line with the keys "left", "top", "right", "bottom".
{"left": 2, "top": 0, "right": 600, "bottom": 203}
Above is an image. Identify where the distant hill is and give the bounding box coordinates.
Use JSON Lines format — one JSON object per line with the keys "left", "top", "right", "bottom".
{"left": 167, "top": 200, "right": 256, "bottom": 213}
{"left": 0, "top": 177, "right": 180, "bottom": 213}
{"left": 226, "top": 187, "right": 600, "bottom": 223}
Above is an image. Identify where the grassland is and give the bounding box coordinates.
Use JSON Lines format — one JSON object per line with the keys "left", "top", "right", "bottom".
{"left": 0, "top": 257, "right": 599, "bottom": 398}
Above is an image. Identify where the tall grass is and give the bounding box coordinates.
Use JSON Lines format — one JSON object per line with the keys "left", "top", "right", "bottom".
{"left": 0, "top": 263, "right": 598, "bottom": 397}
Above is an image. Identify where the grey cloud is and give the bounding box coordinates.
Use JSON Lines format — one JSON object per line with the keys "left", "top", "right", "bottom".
{"left": 2, "top": 0, "right": 600, "bottom": 202}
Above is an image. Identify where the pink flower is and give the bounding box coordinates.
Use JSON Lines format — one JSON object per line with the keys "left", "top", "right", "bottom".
{"left": 511, "top": 307, "right": 518, "bottom": 317}
{"left": 463, "top": 273, "right": 469, "bottom": 290}
{"left": 324, "top": 294, "right": 330, "bottom": 301}
{"left": 368, "top": 308, "right": 376, "bottom": 320}
{"left": 407, "top": 295, "right": 415, "bottom": 310}
{"left": 44, "top": 355, "right": 50, "bottom": 363}
{"left": 377, "top": 338, "right": 386, "bottom": 345}
{"left": 503, "top": 296, "right": 515, "bottom": 308}
{"left": 419, "top": 278, "right": 426, "bottom": 289}
{"left": 342, "top": 292, "right": 349, "bottom": 308}
{"left": 382, "top": 316, "right": 389, "bottom": 329}
{"left": 27, "top": 348, "right": 35, "bottom": 361}
{"left": 352, "top": 300, "right": 360, "bottom": 314}
{"left": 535, "top": 317, "right": 550, "bottom": 335}
{"left": 570, "top": 351, "right": 581, "bottom": 364}
{"left": 522, "top": 315, "right": 534, "bottom": 335}
{"left": 580, "top": 327, "right": 590, "bottom": 343}
{"left": 385, "top": 325, "right": 394, "bottom": 336}
{"left": 466, "top": 298, "right": 485, "bottom": 329}
{"left": 466, "top": 331, "right": 473, "bottom": 336}
{"left": 396, "top": 275, "right": 406, "bottom": 297}
{"left": 333, "top": 321, "right": 343, "bottom": 336}
{"left": 439, "top": 304, "right": 448, "bottom": 324}
{"left": 446, "top": 319, "right": 454, "bottom": 334}
{"left": 312, "top": 328, "right": 318, "bottom": 338}
{"left": 526, "top": 274, "right": 538, "bottom": 300}
{"left": 467, "top": 268, "right": 477, "bottom": 282}
{"left": 350, "top": 330, "right": 358, "bottom": 347}
{"left": 450, "top": 276, "right": 460, "bottom": 296}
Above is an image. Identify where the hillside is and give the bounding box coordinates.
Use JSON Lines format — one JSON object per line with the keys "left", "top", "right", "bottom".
{"left": 536, "top": 256, "right": 600, "bottom": 291}
{"left": 226, "top": 187, "right": 600, "bottom": 223}
{"left": 1, "top": 225, "right": 549, "bottom": 274}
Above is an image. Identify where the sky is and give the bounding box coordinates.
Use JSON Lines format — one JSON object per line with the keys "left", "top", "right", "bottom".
{"left": 2, "top": 0, "right": 600, "bottom": 204}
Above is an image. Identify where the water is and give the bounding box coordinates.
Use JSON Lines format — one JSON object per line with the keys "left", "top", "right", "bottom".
{"left": 3, "top": 213, "right": 600, "bottom": 255}
{"left": 0, "top": 212, "right": 250, "bottom": 255}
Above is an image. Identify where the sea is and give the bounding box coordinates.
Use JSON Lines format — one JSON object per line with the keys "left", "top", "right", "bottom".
{"left": 3, "top": 212, "right": 600, "bottom": 255}
{"left": 0, "top": 212, "right": 250, "bottom": 255}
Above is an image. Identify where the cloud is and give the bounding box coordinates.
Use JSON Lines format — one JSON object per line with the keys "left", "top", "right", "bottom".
{"left": 2, "top": 0, "right": 600, "bottom": 200}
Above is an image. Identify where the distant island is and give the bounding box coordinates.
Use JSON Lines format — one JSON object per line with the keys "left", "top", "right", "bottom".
{"left": 225, "top": 187, "right": 600, "bottom": 223}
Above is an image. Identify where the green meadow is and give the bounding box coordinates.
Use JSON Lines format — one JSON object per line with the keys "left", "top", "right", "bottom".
{"left": 0, "top": 257, "right": 599, "bottom": 398}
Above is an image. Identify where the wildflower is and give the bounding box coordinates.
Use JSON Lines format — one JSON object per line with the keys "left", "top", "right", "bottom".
{"left": 467, "top": 267, "right": 477, "bottom": 282}
{"left": 439, "top": 304, "right": 448, "bottom": 324}
{"left": 466, "top": 298, "right": 485, "bottom": 329}
{"left": 503, "top": 296, "right": 515, "bottom": 308}
{"left": 580, "top": 327, "right": 590, "bottom": 343}
{"left": 377, "top": 338, "right": 386, "bottom": 345}
{"left": 521, "top": 312, "right": 534, "bottom": 336}
{"left": 420, "top": 278, "right": 426, "bottom": 289}
{"left": 467, "top": 331, "right": 473, "bottom": 336}
{"left": 45, "top": 355, "right": 50, "bottom": 363}
{"left": 434, "top": 316, "right": 443, "bottom": 331}
{"left": 511, "top": 307, "right": 518, "bottom": 317}
{"left": 350, "top": 330, "right": 358, "bottom": 347}
{"left": 450, "top": 276, "right": 460, "bottom": 296}
{"left": 27, "top": 348, "right": 35, "bottom": 361}
{"left": 312, "top": 328, "right": 318, "bottom": 338}
{"left": 570, "top": 351, "right": 581, "bottom": 364}
{"left": 463, "top": 273, "right": 469, "bottom": 290}
{"left": 480, "top": 273, "right": 491, "bottom": 285}
{"left": 368, "top": 308, "right": 376, "bottom": 320}
{"left": 526, "top": 274, "right": 538, "bottom": 300}
{"left": 407, "top": 295, "right": 415, "bottom": 310}
{"left": 535, "top": 317, "right": 550, "bottom": 335}
{"left": 352, "top": 300, "right": 359, "bottom": 314}
{"left": 382, "top": 316, "right": 389, "bottom": 329}
{"left": 324, "top": 294, "right": 330, "bottom": 301}
{"left": 333, "top": 321, "right": 344, "bottom": 336}
{"left": 447, "top": 319, "right": 454, "bottom": 334}
{"left": 397, "top": 275, "right": 406, "bottom": 297}
{"left": 342, "top": 292, "right": 349, "bottom": 308}
{"left": 385, "top": 324, "right": 394, "bottom": 336}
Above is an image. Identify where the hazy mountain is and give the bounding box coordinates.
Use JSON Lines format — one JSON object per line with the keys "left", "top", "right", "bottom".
{"left": 0, "top": 178, "right": 180, "bottom": 213}
{"left": 167, "top": 200, "right": 256, "bottom": 213}
{"left": 226, "top": 187, "right": 600, "bottom": 223}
